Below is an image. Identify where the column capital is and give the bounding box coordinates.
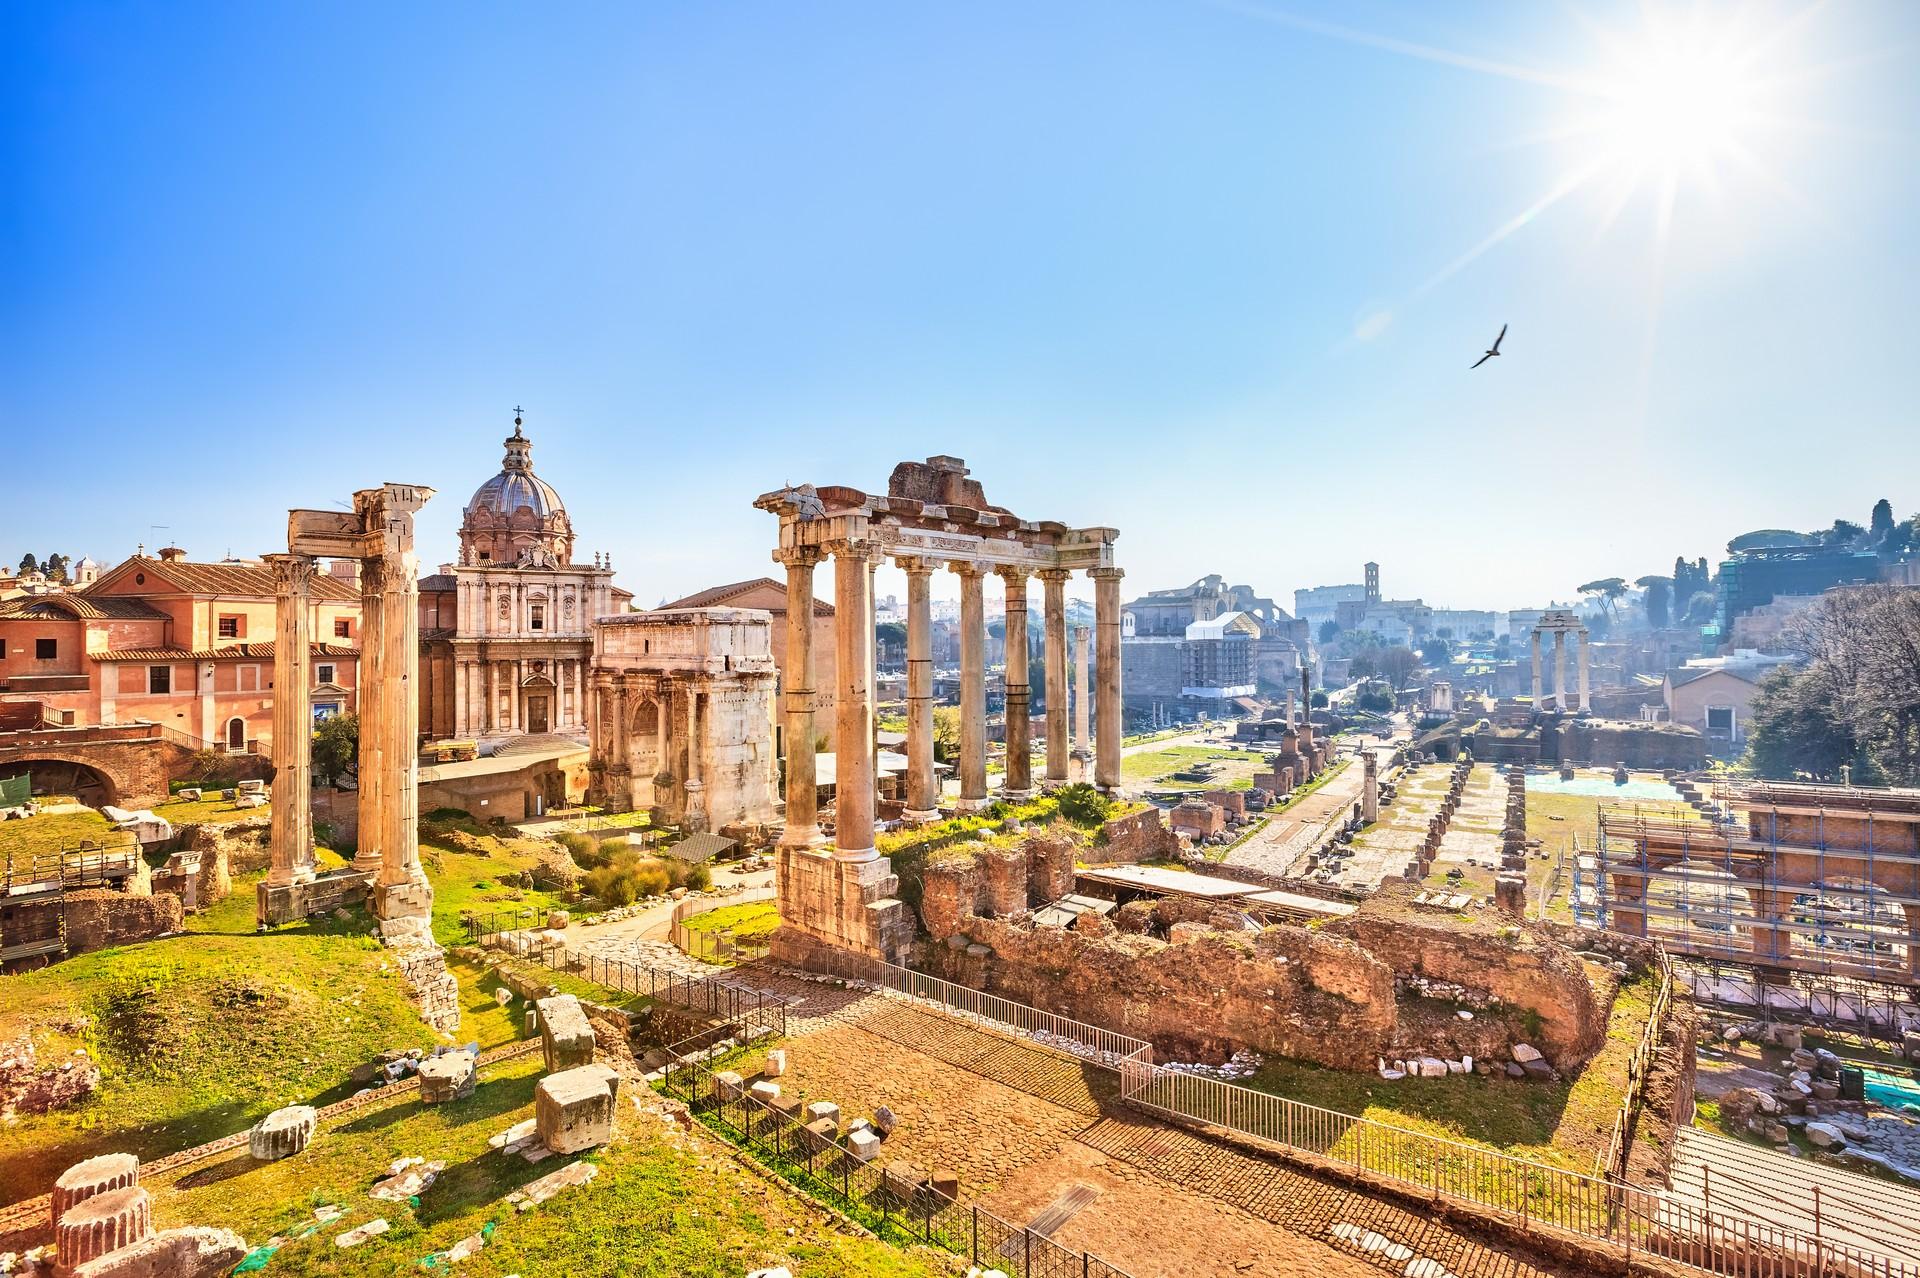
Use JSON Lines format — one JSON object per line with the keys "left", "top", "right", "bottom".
{"left": 263, "top": 552, "right": 318, "bottom": 593}
{"left": 994, "top": 565, "right": 1031, "bottom": 589}
{"left": 1089, "top": 565, "right": 1125, "bottom": 583}
{"left": 1036, "top": 568, "right": 1072, "bottom": 585}
{"left": 892, "top": 554, "right": 936, "bottom": 576}
{"left": 772, "top": 545, "right": 823, "bottom": 569}
{"left": 947, "top": 559, "right": 988, "bottom": 581}
{"left": 823, "top": 537, "right": 881, "bottom": 563}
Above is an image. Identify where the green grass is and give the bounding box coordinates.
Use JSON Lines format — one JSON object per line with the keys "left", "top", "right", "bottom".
{"left": 152, "top": 793, "right": 271, "bottom": 825}
{"left": 0, "top": 806, "right": 117, "bottom": 867}
{"left": 680, "top": 900, "right": 781, "bottom": 943}
{"left": 417, "top": 816, "right": 572, "bottom": 946}
{"left": 1120, "top": 745, "right": 1268, "bottom": 786}
{"left": 142, "top": 1056, "right": 951, "bottom": 1277}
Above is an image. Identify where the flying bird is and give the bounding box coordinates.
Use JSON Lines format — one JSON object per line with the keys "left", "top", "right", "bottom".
{"left": 1471, "top": 324, "right": 1507, "bottom": 369}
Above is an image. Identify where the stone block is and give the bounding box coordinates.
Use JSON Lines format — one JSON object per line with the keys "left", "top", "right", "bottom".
{"left": 848, "top": 1129, "right": 882, "bottom": 1162}
{"left": 1511, "top": 1043, "right": 1543, "bottom": 1063}
{"left": 712, "top": 1070, "right": 745, "bottom": 1101}
{"left": 69, "top": 1226, "right": 249, "bottom": 1278}
{"left": 535, "top": 994, "right": 596, "bottom": 1072}
{"left": 872, "top": 1104, "right": 898, "bottom": 1135}
{"left": 805, "top": 1100, "right": 840, "bottom": 1129}
{"left": 51, "top": 1153, "right": 139, "bottom": 1228}
{"left": 770, "top": 1096, "right": 805, "bottom": 1127}
{"left": 494, "top": 986, "right": 514, "bottom": 1006}
{"left": 418, "top": 1052, "right": 477, "bottom": 1104}
{"left": 749, "top": 1080, "right": 781, "bottom": 1103}
{"left": 248, "top": 1105, "right": 318, "bottom": 1160}
{"left": 534, "top": 1066, "right": 618, "bottom": 1154}
{"left": 882, "top": 1159, "right": 928, "bottom": 1200}
{"left": 1806, "top": 1121, "right": 1844, "bottom": 1148}
{"left": 56, "top": 1186, "right": 153, "bottom": 1269}
{"left": 764, "top": 1048, "right": 787, "bottom": 1077}
{"left": 930, "top": 1170, "right": 960, "bottom": 1202}
{"left": 801, "top": 1117, "right": 839, "bottom": 1155}
{"left": 1415, "top": 1057, "right": 1448, "bottom": 1078}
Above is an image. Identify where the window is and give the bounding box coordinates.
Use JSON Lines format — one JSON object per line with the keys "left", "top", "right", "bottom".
{"left": 1705, "top": 706, "right": 1734, "bottom": 732}
{"left": 334, "top": 619, "right": 351, "bottom": 639}
{"left": 530, "top": 604, "right": 545, "bottom": 631}
{"left": 315, "top": 664, "right": 336, "bottom": 685}
{"left": 148, "top": 666, "right": 171, "bottom": 694}
{"left": 477, "top": 550, "right": 490, "bottom": 561}
{"left": 34, "top": 638, "right": 56, "bottom": 660}
{"left": 217, "top": 615, "right": 242, "bottom": 639}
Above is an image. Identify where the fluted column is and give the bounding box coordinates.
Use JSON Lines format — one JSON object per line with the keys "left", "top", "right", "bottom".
{"left": 353, "top": 558, "right": 387, "bottom": 875}
{"left": 952, "top": 561, "right": 989, "bottom": 812}
{"left": 1553, "top": 631, "right": 1568, "bottom": 713}
{"left": 1578, "top": 631, "right": 1592, "bottom": 713}
{"left": 898, "top": 556, "right": 939, "bottom": 820}
{"left": 1092, "top": 566, "right": 1124, "bottom": 792}
{"left": 1530, "top": 630, "right": 1543, "bottom": 705}
{"left": 266, "top": 554, "right": 316, "bottom": 888}
{"left": 452, "top": 657, "right": 468, "bottom": 739}
{"left": 684, "top": 690, "right": 708, "bottom": 833}
{"left": 1040, "top": 569, "right": 1069, "bottom": 786}
{"left": 832, "top": 541, "right": 878, "bottom": 859}
{"left": 999, "top": 568, "right": 1032, "bottom": 799}
{"left": 378, "top": 549, "right": 425, "bottom": 897}
{"left": 1072, "top": 624, "right": 1092, "bottom": 780}
{"left": 775, "top": 547, "right": 823, "bottom": 848}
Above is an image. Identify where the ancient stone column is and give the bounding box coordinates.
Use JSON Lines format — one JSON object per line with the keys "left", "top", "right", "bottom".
{"left": 1552, "top": 630, "right": 1568, "bottom": 712}
{"left": 1286, "top": 689, "right": 1296, "bottom": 727}
{"left": 1362, "top": 750, "right": 1379, "bottom": 823}
{"left": 266, "top": 553, "right": 316, "bottom": 887}
{"left": 1530, "top": 630, "right": 1543, "bottom": 705}
{"left": 775, "top": 547, "right": 823, "bottom": 847}
{"left": 1091, "top": 566, "right": 1124, "bottom": 793}
{"left": 952, "top": 561, "right": 989, "bottom": 812}
{"left": 1578, "top": 630, "right": 1592, "bottom": 713}
{"left": 999, "top": 567, "right": 1032, "bottom": 799}
{"left": 375, "top": 545, "right": 431, "bottom": 923}
{"left": 652, "top": 681, "right": 672, "bottom": 807}
{"left": 866, "top": 555, "right": 881, "bottom": 809}
{"left": 899, "top": 556, "right": 939, "bottom": 820}
{"left": 1040, "top": 570, "right": 1069, "bottom": 785}
{"left": 683, "top": 690, "right": 708, "bottom": 833}
{"left": 832, "top": 542, "right": 878, "bottom": 860}
{"left": 1072, "top": 624, "right": 1092, "bottom": 780}
{"left": 353, "top": 556, "right": 388, "bottom": 876}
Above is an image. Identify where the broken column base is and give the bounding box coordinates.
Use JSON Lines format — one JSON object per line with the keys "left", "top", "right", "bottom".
{"left": 256, "top": 869, "right": 373, "bottom": 927}
{"left": 1494, "top": 874, "right": 1527, "bottom": 918}
{"left": 771, "top": 846, "right": 916, "bottom": 963}
{"left": 70, "top": 1226, "right": 248, "bottom": 1278}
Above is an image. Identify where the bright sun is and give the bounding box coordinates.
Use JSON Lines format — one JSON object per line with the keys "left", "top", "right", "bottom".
{"left": 1591, "top": 36, "right": 1764, "bottom": 173}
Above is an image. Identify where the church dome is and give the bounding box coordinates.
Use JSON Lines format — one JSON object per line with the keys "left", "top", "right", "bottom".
{"left": 458, "top": 414, "right": 576, "bottom": 565}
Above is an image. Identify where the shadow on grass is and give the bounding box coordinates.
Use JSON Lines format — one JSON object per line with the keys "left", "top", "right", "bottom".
{"left": 172, "top": 1149, "right": 263, "bottom": 1191}
{"left": 335, "top": 1069, "right": 539, "bottom": 1139}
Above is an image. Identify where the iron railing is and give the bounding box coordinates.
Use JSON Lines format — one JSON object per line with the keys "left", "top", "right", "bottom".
{"left": 669, "top": 887, "right": 777, "bottom": 966}
{"left": 1597, "top": 949, "right": 1677, "bottom": 1180}
{"left": 659, "top": 1042, "right": 1137, "bottom": 1278}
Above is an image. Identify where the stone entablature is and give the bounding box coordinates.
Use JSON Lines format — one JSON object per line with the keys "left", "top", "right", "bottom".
{"left": 585, "top": 608, "right": 778, "bottom": 832}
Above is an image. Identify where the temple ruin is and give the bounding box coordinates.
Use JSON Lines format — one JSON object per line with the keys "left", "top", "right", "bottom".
{"left": 754, "top": 456, "right": 1120, "bottom": 960}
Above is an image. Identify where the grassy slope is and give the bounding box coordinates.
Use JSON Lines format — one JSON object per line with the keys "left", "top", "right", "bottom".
{"left": 680, "top": 900, "right": 782, "bottom": 943}
{"left": 0, "top": 808, "right": 117, "bottom": 869}
{"left": 145, "top": 1056, "right": 947, "bottom": 1277}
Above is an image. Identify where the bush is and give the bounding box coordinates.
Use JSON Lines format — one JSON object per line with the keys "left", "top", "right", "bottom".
{"left": 557, "top": 831, "right": 606, "bottom": 870}
{"left": 1055, "top": 782, "right": 1113, "bottom": 827}
{"left": 684, "top": 863, "right": 711, "bottom": 892}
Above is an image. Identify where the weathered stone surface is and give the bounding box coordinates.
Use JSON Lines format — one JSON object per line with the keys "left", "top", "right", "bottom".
{"left": 848, "top": 1128, "right": 882, "bottom": 1162}
{"left": 249, "top": 1105, "right": 318, "bottom": 1160}
{"left": 801, "top": 1117, "right": 839, "bottom": 1154}
{"left": 873, "top": 1104, "right": 898, "bottom": 1135}
{"left": 1807, "top": 1121, "right": 1845, "bottom": 1148}
{"left": 534, "top": 1065, "right": 617, "bottom": 1154}
{"left": 749, "top": 1080, "right": 781, "bottom": 1103}
{"left": 1511, "top": 1043, "right": 1543, "bottom": 1064}
{"left": 711, "top": 1070, "right": 745, "bottom": 1101}
{"left": 764, "top": 1048, "right": 787, "bottom": 1078}
{"left": 335, "top": 1218, "right": 389, "bottom": 1247}
{"left": 418, "top": 1052, "right": 477, "bottom": 1104}
{"left": 51, "top": 1153, "right": 139, "bottom": 1228}
{"left": 56, "top": 1186, "right": 152, "bottom": 1269}
{"left": 805, "top": 1100, "right": 840, "bottom": 1129}
{"left": 70, "top": 1226, "right": 248, "bottom": 1278}
{"left": 535, "top": 994, "right": 596, "bottom": 1072}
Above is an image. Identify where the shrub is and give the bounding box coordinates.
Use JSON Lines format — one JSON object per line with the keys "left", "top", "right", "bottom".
{"left": 557, "top": 831, "right": 606, "bottom": 870}
{"left": 1055, "top": 782, "right": 1113, "bottom": 827}
{"left": 683, "top": 863, "right": 711, "bottom": 892}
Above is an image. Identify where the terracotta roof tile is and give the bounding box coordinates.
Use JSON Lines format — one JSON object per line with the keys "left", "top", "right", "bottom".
{"left": 0, "top": 595, "right": 170, "bottom": 622}
{"left": 660, "top": 577, "right": 833, "bottom": 616}
{"left": 95, "top": 557, "right": 360, "bottom": 603}
{"left": 92, "top": 642, "right": 359, "bottom": 663}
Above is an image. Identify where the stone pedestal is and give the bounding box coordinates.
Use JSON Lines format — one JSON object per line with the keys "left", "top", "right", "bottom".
{"left": 248, "top": 1106, "right": 318, "bottom": 1160}
{"left": 1495, "top": 875, "right": 1527, "bottom": 918}
{"left": 51, "top": 1154, "right": 139, "bottom": 1229}
{"left": 771, "top": 845, "right": 916, "bottom": 962}
{"left": 56, "top": 1186, "right": 152, "bottom": 1270}
{"left": 535, "top": 1065, "right": 619, "bottom": 1154}
{"left": 418, "top": 1051, "right": 477, "bottom": 1103}
{"left": 536, "top": 994, "right": 597, "bottom": 1071}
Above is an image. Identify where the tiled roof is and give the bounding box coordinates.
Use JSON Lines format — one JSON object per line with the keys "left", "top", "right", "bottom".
{"left": 660, "top": 577, "right": 833, "bottom": 616}
{"left": 0, "top": 595, "right": 170, "bottom": 622}
{"left": 92, "top": 642, "right": 360, "bottom": 663}
{"left": 418, "top": 573, "right": 457, "bottom": 592}
{"left": 96, "top": 556, "right": 361, "bottom": 603}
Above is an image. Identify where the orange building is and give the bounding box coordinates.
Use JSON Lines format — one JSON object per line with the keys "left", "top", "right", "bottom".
{"left": 0, "top": 549, "right": 361, "bottom": 758}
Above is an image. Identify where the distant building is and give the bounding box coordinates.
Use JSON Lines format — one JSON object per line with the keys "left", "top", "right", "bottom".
{"left": 1294, "top": 582, "right": 1366, "bottom": 627}
{"left": 1727, "top": 594, "right": 1821, "bottom": 652}
{"left": 660, "top": 577, "right": 836, "bottom": 756}
{"left": 1715, "top": 546, "right": 1881, "bottom": 639}
{"left": 1428, "top": 609, "right": 1498, "bottom": 638}
{"left": 1122, "top": 576, "right": 1304, "bottom": 720}
{"left": 1663, "top": 650, "right": 1800, "bottom": 747}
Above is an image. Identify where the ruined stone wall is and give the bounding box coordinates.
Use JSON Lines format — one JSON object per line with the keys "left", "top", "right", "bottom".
{"left": 1096, "top": 808, "right": 1180, "bottom": 864}
{"left": 61, "top": 889, "right": 182, "bottom": 955}
{"left": 1561, "top": 722, "right": 1708, "bottom": 771}
{"left": 1332, "top": 911, "right": 1606, "bottom": 1071}
{"left": 937, "top": 914, "right": 1396, "bottom": 1067}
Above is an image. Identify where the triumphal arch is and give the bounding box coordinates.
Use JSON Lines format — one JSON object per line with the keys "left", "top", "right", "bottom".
{"left": 756, "top": 456, "right": 1121, "bottom": 961}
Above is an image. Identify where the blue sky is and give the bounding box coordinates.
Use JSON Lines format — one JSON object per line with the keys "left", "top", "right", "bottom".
{"left": 4, "top": 1, "right": 1915, "bottom": 611}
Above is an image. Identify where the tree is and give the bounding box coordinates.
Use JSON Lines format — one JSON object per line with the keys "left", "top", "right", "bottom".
{"left": 1635, "top": 575, "right": 1672, "bottom": 629}
{"left": 1317, "top": 619, "right": 1341, "bottom": 645}
{"left": 1871, "top": 498, "right": 1896, "bottom": 543}
{"left": 1683, "top": 591, "right": 1717, "bottom": 626}
{"left": 1310, "top": 690, "right": 1328, "bottom": 709}
{"left": 931, "top": 705, "right": 961, "bottom": 763}
{"left": 1378, "top": 645, "right": 1417, "bottom": 690}
{"left": 17, "top": 553, "right": 37, "bottom": 575}
{"left": 1578, "top": 577, "right": 1628, "bottom": 621}
{"left": 1347, "top": 651, "right": 1378, "bottom": 681}
{"left": 1420, "top": 636, "right": 1453, "bottom": 664}
{"left": 1825, "top": 519, "right": 1866, "bottom": 547}
{"left": 43, "top": 553, "right": 69, "bottom": 582}
{"left": 312, "top": 712, "right": 359, "bottom": 787}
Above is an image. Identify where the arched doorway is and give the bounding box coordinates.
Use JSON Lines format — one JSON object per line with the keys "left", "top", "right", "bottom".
{"left": 0, "top": 759, "right": 118, "bottom": 809}
{"left": 226, "top": 717, "right": 247, "bottom": 751}
{"left": 520, "top": 675, "right": 555, "bottom": 735}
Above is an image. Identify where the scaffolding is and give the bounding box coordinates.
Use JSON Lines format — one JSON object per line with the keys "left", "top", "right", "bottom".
{"left": 1576, "top": 780, "right": 1920, "bottom": 988}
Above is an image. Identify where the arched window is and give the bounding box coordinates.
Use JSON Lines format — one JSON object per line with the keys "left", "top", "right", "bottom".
{"left": 226, "top": 717, "right": 246, "bottom": 751}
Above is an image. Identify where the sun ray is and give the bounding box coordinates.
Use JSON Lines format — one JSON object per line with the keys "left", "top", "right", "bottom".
{"left": 1412, "top": 158, "right": 1610, "bottom": 299}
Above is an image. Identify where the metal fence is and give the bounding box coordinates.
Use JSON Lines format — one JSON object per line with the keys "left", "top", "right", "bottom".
{"left": 467, "top": 909, "right": 786, "bottom": 1041}
{"left": 1597, "top": 949, "right": 1677, "bottom": 1180}
{"left": 659, "top": 1043, "right": 1136, "bottom": 1278}
{"left": 670, "top": 887, "right": 777, "bottom": 966}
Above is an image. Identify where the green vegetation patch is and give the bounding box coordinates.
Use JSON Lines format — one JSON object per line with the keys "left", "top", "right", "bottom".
{"left": 0, "top": 806, "right": 117, "bottom": 869}
{"left": 680, "top": 899, "right": 781, "bottom": 944}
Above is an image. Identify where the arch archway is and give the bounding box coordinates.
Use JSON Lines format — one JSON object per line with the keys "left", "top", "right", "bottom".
{"left": 0, "top": 758, "right": 119, "bottom": 808}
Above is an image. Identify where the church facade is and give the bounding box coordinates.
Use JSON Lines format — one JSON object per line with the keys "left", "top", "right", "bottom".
{"left": 418, "top": 416, "right": 628, "bottom": 746}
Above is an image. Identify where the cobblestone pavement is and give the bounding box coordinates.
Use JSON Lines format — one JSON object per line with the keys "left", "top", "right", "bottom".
{"left": 1223, "top": 754, "right": 1366, "bottom": 876}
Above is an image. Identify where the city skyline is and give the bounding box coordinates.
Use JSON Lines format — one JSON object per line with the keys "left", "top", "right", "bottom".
{"left": 6, "top": 1, "right": 1914, "bottom": 609}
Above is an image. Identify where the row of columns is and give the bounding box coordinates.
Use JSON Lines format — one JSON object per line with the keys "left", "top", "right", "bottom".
{"left": 775, "top": 544, "right": 1122, "bottom": 863}
{"left": 1529, "top": 627, "right": 1592, "bottom": 713}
